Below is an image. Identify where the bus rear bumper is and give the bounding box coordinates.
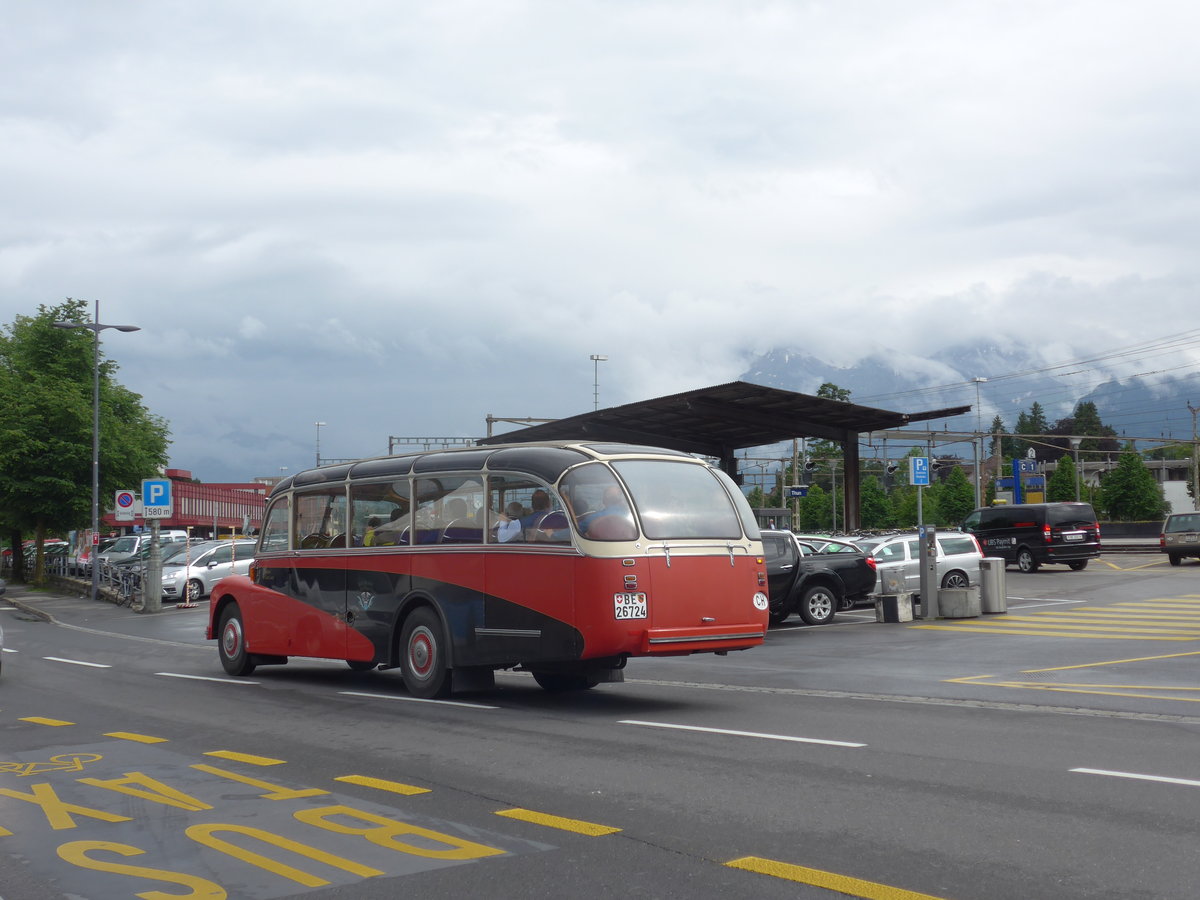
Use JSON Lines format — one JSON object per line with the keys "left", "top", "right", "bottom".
{"left": 641, "top": 624, "right": 766, "bottom": 655}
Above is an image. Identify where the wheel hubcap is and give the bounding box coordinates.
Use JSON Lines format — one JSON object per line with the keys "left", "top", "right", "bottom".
{"left": 222, "top": 619, "right": 242, "bottom": 657}
{"left": 409, "top": 628, "right": 434, "bottom": 678}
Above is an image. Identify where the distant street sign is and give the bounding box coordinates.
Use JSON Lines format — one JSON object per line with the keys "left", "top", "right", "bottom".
{"left": 788, "top": 485, "right": 808, "bottom": 498}
{"left": 910, "top": 456, "right": 931, "bottom": 487}
{"left": 142, "top": 478, "right": 173, "bottom": 518}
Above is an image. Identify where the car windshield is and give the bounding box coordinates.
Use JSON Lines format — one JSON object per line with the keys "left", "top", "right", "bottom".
{"left": 108, "top": 537, "right": 139, "bottom": 553}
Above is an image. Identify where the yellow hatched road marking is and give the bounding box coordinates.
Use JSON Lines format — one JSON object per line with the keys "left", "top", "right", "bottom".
{"left": 913, "top": 625, "right": 1194, "bottom": 640}
{"left": 495, "top": 808, "right": 620, "bottom": 836}
{"left": 19, "top": 717, "right": 73, "bottom": 726}
{"left": 1024, "top": 649, "right": 1200, "bottom": 672}
{"left": 967, "top": 618, "right": 1200, "bottom": 634}
{"left": 334, "top": 775, "right": 430, "bottom": 795}
{"left": 726, "top": 857, "right": 949, "bottom": 899}
{"left": 104, "top": 732, "right": 168, "bottom": 744}
{"left": 203, "top": 750, "right": 285, "bottom": 766}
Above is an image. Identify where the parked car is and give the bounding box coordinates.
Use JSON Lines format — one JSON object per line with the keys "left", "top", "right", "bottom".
{"left": 74, "top": 538, "right": 118, "bottom": 574}
{"left": 791, "top": 534, "right": 864, "bottom": 554}
{"left": 856, "top": 532, "right": 983, "bottom": 599}
{"left": 97, "top": 531, "right": 190, "bottom": 566}
{"left": 111, "top": 538, "right": 207, "bottom": 571}
{"left": 960, "top": 502, "right": 1101, "bottom": 572}
{"left": 760, "top": 530, "right": 877, "bottom": 625}
{"left": 1159, "top": 511, "right": 1200, "bottom": 566}
{"left": 0, "top": 577, "right": 5, "bottom": 675}
{"left": 162, "top": 540, "right": 256, "bottom": 604}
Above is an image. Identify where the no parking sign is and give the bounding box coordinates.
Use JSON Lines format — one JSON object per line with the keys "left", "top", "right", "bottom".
{"left": 114, "top": 489, "right": 136, "bottom": 522}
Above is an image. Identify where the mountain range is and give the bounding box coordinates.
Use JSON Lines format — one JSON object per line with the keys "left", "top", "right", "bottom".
{"left": 740, "top": 342, "right": 1199, "bottom": 446}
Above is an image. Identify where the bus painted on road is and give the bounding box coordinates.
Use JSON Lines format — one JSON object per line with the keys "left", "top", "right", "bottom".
{"left": 207, "top": 442, "right": 770, "bottom": 696}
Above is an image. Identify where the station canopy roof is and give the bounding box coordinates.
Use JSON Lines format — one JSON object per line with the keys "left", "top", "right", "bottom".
{"left": 478, "top": 380, "right": 971, "bottom": 459}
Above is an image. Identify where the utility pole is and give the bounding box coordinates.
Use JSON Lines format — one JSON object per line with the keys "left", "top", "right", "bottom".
{"left": 1189, "top": 402, "right": 1199, "bottom": 511}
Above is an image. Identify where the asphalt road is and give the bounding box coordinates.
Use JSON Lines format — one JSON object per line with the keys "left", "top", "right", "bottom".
{"left": 2, "top": 553, "right": 1198, "bottom": 900}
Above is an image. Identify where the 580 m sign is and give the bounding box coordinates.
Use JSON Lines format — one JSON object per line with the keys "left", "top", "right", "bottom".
{"left": 0, "top": 738, "right": 549, "bottom": 898}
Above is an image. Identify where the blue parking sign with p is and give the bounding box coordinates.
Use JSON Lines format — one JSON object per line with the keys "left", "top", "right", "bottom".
{"left": 910, "top": 456, "right": 931, "bottom": 486}
{"left": 142, "top": 478, "right": 172, "bottom": 518}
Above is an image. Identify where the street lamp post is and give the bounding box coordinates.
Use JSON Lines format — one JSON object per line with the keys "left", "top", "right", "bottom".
{"left": 54, "top": 299, "right": 140, "bottom": 603}
{"left": 589, "top": 355, "right": 608, "bottom": 410}
{"left": 973, "top": 377, "right": 988, "bottom": 508}
{"left": 315, "top": 422, "right": 326, "bottom": 467}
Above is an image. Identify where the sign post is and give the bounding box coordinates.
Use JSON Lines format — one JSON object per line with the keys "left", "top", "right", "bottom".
{"left": 140, "top": 479, "right": 173, "bottom": 614}
{"left": 909, "top": 458, "right": 937, "bottom": 618}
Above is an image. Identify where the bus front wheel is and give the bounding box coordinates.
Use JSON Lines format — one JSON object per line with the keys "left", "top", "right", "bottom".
{"left": 400, "top": 608, "right": 451, "bottom": 699}
{"left": 218, "top": 603, "right": 256, "bottom": 677}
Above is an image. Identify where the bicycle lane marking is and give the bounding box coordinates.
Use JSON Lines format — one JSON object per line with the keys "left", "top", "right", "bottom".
{"left": 0, "top": 729, "right": 555, "bottom": 899}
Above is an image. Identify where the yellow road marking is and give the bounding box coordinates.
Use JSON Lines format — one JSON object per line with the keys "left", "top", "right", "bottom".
{"left": 494, "top": 808, "right": 620, "bottom": 836}
{"left": 726, "top": 857, "right": 949, "bottom": 899}
{"left": 1023, "top": 650, "right": 1200, "bottom": 672}
{"left": 913, "top": 625, "right": 1193, "bottom": 640}
{"left": 958, "top": 682, "right": 1200, "bottom": 703}
{"left": 334, "top": 775, "right": 430, "bottom": 795}
{"left": 203, "top": 750, "right": 285, "bottom": 766}
{"left": 104, "top": 732, "right": 168, "bottom": 744}
{"left": 963, "top": 618, "right": 1200, "bottom": 634}
{"left": 19, "top": 717, "right": 73, "bottom": 726}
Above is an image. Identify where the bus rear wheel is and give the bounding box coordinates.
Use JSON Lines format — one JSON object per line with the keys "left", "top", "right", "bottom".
{"left": 218, "top": 603, "right": 256, "bottom": 676}
{"left": 532, "top": 671, "right": 600, "bottom": 692}
{"left": 400, "top": 608, "right": 451, "bottom": 699}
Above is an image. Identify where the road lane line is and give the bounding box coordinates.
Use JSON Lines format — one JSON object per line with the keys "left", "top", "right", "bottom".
{"left": 156, "top": 672, "right": 261, "bottom": 684}
{"left": 19, "top": 716, "right": 74, "bottom": 726}
{"left": 619, "top": 719, "right": 865, "bottom": 747}
{"left": 204, "top": 750, "right": 286, "bottom": 766}
{"left": 495, "top": 808, "right": 620, "bottom": 836}
{"left": 105, "top": 731, "right": 168, "bottom": 743}
{"left": 334, "top": 774, "right": 431, "bottom": 795}
{"left": 1071, "top": 768, "right": 1200, "bottom": 788}
{"left": 726, "top": 857, "right": 949, "bottom": 898}
{"left": 43, "top": 656, "right": 111, "bottom": 667}
{"left": 339, "top": 690, "right": 500, "bottom": 710}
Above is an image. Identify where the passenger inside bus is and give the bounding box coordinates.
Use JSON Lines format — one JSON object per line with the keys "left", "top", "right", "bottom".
{"left": 492, "top": 501, "right": 525, "bottom": 543}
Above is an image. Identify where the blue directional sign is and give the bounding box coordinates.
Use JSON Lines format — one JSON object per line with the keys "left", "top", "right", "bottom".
{"left": 910, "top": 456, "right": 931, "bottom": 486}
{"left": 142, "top": 478, "right": 173, "bottom": 518}
{"left": 787, "top": 486, "right": 808, "bottom": 498}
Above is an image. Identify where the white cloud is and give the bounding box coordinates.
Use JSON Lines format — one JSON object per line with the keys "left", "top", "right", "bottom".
{"left": 4, "top": 0, "right": 1200, "bottom": 479}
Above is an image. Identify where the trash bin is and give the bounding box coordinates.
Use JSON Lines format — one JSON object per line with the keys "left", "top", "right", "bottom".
{"left": 979, "top": 557, "right": 1008, "bottom": 614}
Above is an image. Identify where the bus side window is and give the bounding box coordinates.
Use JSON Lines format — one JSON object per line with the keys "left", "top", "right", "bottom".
{"left": 351, "top": 480, "right": 410, "bottom": 547}
{"left": 259, "top": 497, "right": 290, "bottom": 552}
{"left": 294, "top": 487, "right": 347, "bottom": 550}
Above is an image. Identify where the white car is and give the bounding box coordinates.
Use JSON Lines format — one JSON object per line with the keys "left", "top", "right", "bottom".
{"left": 855, "top": 532, "right": 983, "bottom": 599}
{"left": 0, "top": 577, "right": 6, "bottom": 675}
{"left": 162, "top": 540, "right": 256, "bottom": 604}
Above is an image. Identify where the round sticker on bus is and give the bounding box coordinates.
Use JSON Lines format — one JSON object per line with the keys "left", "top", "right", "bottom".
{"left": 753, "top": 592, "right": 769, "bottom": 611}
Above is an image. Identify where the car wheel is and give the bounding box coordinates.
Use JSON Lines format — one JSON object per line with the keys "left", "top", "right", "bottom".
{"left": 400, "top": 607, "right": 451, "bottom": 699}
{"left": 1016, "top": 548, "right": 1039, "bottom": 573}
{"left": 186, "top": 579, "right": 204, "bottom": 603}
{"left": 940, "top": 570, "right": 969, "bottom": 589}
{"left": 217, "top": 603, "right": 256, "bottom": 676}
{"left": 797, "top": 585, "right": 837, "bottom": 626}
{"left": 1168, "top": 554, "right": 1182, "bottom": 567}
{"left": 532, "top": 671, "right": 600, "bottom": 692}
{"left": 1068, "top": 560, "right": 1089, "bottom": 571}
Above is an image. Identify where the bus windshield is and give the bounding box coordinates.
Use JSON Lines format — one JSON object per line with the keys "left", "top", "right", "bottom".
{"left": 614, "top": 459, "right": 745, "bottom": 540}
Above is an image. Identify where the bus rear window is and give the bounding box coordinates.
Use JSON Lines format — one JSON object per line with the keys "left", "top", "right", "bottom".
{"left": 612, "top": 460, "right": 743, "bottom": 540}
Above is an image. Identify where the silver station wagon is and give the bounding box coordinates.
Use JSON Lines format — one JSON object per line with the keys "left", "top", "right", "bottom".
{"left": 855, "top": 532, "right": 983, "bottom": 599}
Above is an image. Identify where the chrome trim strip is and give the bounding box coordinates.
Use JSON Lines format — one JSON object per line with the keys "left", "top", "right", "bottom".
{"left": 474, "top": 628, "right": 542, "bottom": 638}
{"left": 648, "top": 631, "right": 764, "bottom": 644}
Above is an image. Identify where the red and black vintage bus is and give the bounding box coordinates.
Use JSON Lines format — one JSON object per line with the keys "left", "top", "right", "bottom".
{"left": 207, "top": 442, "right": 769, "bottom": 696}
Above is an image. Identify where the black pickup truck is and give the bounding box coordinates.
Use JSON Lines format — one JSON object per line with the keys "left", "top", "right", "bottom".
{"left": 760, "top": 530, "right": 878, "bottom": 626}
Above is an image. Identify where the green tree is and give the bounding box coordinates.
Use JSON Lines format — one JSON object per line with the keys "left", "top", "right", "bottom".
{"left": 933, "top": 465, "right": 975, "bottom": 524}
{"left": 1013, "top": 401, "right": 1049, "bottom": 459}
{"left": 859, "top": 475, "right": 893, "bottom": 529}
{"left": 805, "top": 383, "right": 852, "bottom": 463}
{"left": 1047, "top": 455, "right": 1078, "bottom": 502}
{"left": 988, "top": 415, "right": 1018, "bottom": 460}
{"left": 0, "top": 299, "right": 171, "bottom": 584}
{"left": 796, "top": 484, "right": 830, "bottom": 531}
{"left": 1098, "top": 452, "right": 1168, "bottom": 521}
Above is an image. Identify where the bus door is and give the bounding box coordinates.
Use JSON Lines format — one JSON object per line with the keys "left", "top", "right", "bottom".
{"left": 290, "top": 486, "right": 352, "bottom": 659}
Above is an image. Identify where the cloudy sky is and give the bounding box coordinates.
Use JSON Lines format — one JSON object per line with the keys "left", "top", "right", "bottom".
{"left": 4, "top": 1, "right": 1200, "bottom": 482}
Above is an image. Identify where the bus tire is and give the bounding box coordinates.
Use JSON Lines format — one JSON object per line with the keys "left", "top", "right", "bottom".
{"left": 532, "top": 671, "right": 600, "bottom": 692}
{"left": 218, "top": 603, "right": 256, "bottom": 676}
{"left": 400, "top": 608, "right": 451, "bottom": 699}
{"left": 346, "top": 659, "right": 376, "bottom": 671}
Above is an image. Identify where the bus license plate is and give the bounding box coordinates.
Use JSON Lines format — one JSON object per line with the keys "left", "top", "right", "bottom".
{"left": 614, "top": 592, "right": 648, "bottom": 619}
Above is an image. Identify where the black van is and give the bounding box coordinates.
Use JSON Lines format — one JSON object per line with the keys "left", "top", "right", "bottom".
{"left": 960, "top": 502, "right": 1101, "bottom": 572}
